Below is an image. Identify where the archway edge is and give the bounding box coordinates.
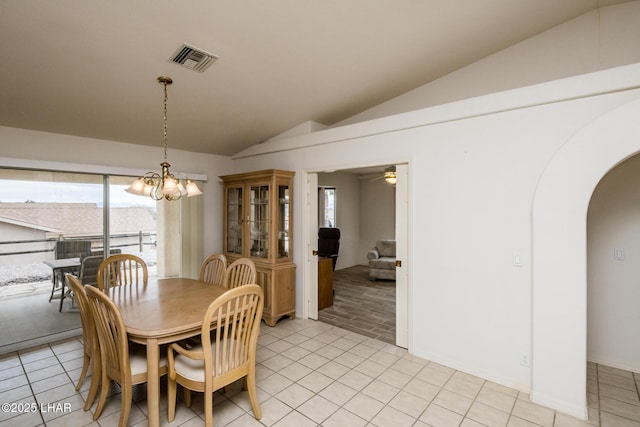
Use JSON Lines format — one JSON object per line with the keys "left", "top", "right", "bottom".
{"left": 532, "top": 96, "right": 640, "bottom": 418}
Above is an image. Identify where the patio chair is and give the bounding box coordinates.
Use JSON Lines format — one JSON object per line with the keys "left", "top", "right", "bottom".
{"left": 48, "top": 239, "right": 92, "bottom": 309}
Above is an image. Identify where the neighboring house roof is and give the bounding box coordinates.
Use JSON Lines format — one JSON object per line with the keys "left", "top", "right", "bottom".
{"left": 0, "top": 203, "right": 156, "bottom": 237}
{"left": 0, "top": 216, "right": 63, "bottom": 233}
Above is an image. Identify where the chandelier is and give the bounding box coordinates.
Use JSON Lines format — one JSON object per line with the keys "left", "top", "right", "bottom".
{"left": 126, "top": 76, "right": 202, "bottom": 201}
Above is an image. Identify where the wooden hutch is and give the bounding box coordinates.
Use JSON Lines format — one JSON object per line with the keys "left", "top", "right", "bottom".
{"left": 220, "top": 169, "right": 295, "bottom": 326}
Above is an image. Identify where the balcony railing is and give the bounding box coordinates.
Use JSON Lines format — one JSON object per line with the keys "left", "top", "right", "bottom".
{"left": 0, "top": 232, "right": 157, "bottom": 257}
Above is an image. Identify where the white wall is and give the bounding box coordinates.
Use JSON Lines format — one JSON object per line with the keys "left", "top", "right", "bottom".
{"left": 359, "top": 177, "right": 395, "bottom": 264}
{"left": 0, "top": 126, "right": 231, "bottom": 261}
{"left": 229, "top": 0, "right": 640, "bottom": 413}
{"left": 587, "top": 154, "right": 640, "bottom": 373}
{"left": 338, "top": 1, "right": 640, "bottom": 126}
{"left": 317, "top": 172, "right": 360, "bottom": 269}
{"left": 232, "top": 68, "right": 640, "bottom": 418}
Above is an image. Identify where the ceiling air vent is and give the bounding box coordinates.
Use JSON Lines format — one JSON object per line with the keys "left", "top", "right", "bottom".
{"left": 170, "top": 44, "right": 218, "bottom": 73}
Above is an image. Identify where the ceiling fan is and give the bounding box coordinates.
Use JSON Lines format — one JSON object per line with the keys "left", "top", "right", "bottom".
{"left": 369, "top": 165, "right": 397, "bottom": 184}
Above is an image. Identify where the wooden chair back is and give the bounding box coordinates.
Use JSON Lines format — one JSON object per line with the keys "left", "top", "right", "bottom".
{"left": 203, "top": 284, "right": 263, "bottom": 378}
{"left": 85, "top": 285, "right": 166, "bottom": 425}
{"left": 199, "top": 253, "right": 227, "bottom": 285}
{"left": 85, "top": 285, "right": 131, "bottom": 387}
{"left": 66, "top": 274, "right": 100, "bottom": 400}
{"left": 97, "top": 253, "right": 148, "bottom": 291}
{"left": 167, "top": 284, "right": 264, "bottom": 425}
{"left": 223, "top": 258, "right": 256, "bottom": 288}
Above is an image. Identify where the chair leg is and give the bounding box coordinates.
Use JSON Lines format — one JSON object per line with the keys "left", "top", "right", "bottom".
{"left": 246, "top": 371, "right": 262, "bottom": 420}
{"left": 58, "top": 273, "right": 65, "bottom": 312}
{"left": 167, "top": 377, "right": 176, "bottom": 422}
{"left": 204, "top": 390, "right": 214, "bottom": 427}
{"left": 184, "top": 388, "right": 192, "bottom": 408}
{"left": 48, "top": 274, "right": 56, "bottom": 302}
{"left": 93, "top": 370, "right": 110, "bottom": 420}
{"left": 119, "top": 384, "right": 132, "bottom": 427}
{"left": 75, "top": 353, "right": 90, "bottom": 391}
{"left": 84, "top": 353, "right": 100, "bottom": 411}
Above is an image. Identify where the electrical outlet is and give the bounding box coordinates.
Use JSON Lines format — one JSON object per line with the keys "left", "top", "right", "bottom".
{"left": 520, "top": 352, "right": 530, "bottom": 367}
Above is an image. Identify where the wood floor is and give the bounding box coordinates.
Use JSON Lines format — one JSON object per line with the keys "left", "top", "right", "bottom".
{"left": 319, "top": 264, "right": 396, "bottom": 345}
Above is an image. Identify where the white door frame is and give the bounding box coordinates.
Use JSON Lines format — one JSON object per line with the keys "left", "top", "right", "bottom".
{"left": 395, "top": 164, "right": 409, "bottom": 348}
{"left": 306, "top": 172, "right": 319, "bottom": 320}
{"left": 303, "top": 164, "right": 410, "bottom": 348}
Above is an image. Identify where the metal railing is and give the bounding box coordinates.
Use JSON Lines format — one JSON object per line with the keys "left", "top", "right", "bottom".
{"left": 0, "top": 232, "right": 157, "bottom": 257}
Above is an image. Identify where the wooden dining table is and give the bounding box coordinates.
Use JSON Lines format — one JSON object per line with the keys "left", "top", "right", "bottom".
{"left": 107, "top": 277, "right": 229, "bottom": 427}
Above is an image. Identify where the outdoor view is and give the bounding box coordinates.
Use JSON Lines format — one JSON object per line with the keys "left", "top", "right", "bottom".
{"left": 0, "top": 169, "right": 157, "bottom": 352}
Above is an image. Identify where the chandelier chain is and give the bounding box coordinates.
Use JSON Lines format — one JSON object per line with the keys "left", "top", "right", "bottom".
{"left": 162, "top": 79, "right": 169, "bottom": 162}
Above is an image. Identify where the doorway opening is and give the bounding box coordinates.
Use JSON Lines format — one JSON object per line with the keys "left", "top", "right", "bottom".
{"left": 306, "top": 163, "right": 409, "bottom": 348}
{"left": 532, "top": 98, "right": 640, "bottom": 418}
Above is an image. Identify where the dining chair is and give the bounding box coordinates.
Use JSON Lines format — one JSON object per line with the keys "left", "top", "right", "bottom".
{"left": 65, "top": 274, "right": 101, "bottom": 411}
{"left": 167, "top": 284, "right": 264, "bottom": 427}
{"left": 199, "top": 253, "right": 227, "bottom": 285}
{"left": 96, "top": 253, "right": 148, "bottom": 291}
{"left": 85, "top": 285, "right": 167, "bottom": 427}
{"left": 223, "top": 257, "right": 256, "bottom": 288}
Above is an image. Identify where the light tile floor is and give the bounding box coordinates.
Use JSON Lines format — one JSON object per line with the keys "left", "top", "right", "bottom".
{"left": 1, "top": 317, "right": 639, "bottom": 426}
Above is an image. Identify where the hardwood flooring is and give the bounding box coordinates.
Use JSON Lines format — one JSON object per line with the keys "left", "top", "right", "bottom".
{"left": 319, "top": 264, "right": 396, "bottom": 345}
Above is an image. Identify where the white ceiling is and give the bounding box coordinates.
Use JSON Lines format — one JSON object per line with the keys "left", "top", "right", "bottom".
{"left": 0, "top": 1, "right": 628, "bottom": 156}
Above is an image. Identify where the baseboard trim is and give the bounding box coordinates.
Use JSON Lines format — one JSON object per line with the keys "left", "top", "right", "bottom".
{"left": 0, "top": 328, "right": 82, "bottom": 355}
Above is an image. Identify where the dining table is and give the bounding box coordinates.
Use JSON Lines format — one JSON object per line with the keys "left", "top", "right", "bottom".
{"left": 107, "top": 277, "right": 229, "bottom": 427}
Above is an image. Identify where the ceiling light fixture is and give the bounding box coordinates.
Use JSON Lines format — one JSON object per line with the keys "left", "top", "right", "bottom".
{"left": 126, "top": 76, "right": 202, "bottom": 201}
{"left": 384, "top": 166, "right": 397, "bottom": 185}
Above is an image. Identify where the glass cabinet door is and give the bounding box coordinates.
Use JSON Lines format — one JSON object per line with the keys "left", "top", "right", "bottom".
{"left": 226, "top": 187, "right": 243, "bottom": 255}
{"left": 277, "top": 184, "right": 291, "bottom": 260}
{"left": 249, "top": 184, "right": 269, "bottom": 259}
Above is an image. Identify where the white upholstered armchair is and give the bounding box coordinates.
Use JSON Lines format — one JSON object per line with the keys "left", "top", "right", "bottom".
{"left": 367, "top": 240, "right": 396, "bottom": 280}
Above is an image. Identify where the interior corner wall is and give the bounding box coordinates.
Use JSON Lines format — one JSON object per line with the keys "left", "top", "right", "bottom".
{"left": 587, "top": 154, "right": 640, "bottom": 373}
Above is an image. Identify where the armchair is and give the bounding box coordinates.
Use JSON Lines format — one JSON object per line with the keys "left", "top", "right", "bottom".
{"left": 367, "top": 240, "right": 396, "bottom": 280}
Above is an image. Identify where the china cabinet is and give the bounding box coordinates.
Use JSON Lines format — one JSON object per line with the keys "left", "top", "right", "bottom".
{"left": 221, "top": 169, "right": 295, "bottom": 326}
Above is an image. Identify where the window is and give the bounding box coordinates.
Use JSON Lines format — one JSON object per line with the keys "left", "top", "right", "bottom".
{"left": 0, "top": 167, "right": 202, "bottom": 352}
{"left": 318, "top": 187, "right": 336, "bottom": 228}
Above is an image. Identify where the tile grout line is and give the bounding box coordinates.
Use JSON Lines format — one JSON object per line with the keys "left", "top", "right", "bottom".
{"left": 16, "top": 348, "right": 47, "bottom": 426}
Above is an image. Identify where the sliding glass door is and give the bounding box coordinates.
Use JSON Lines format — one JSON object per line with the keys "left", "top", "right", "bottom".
{"left": 0, "top": 169, "right": 157, "bottom": 352}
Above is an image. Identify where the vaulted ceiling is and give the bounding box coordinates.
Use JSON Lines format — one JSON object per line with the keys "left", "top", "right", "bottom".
{"left": 0, "top": 1, "right": 628, "bottom": 156}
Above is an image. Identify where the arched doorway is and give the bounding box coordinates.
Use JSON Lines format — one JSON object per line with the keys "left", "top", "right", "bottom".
{"left": 532, "top": 97, "right": 640, "bottom": 418}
